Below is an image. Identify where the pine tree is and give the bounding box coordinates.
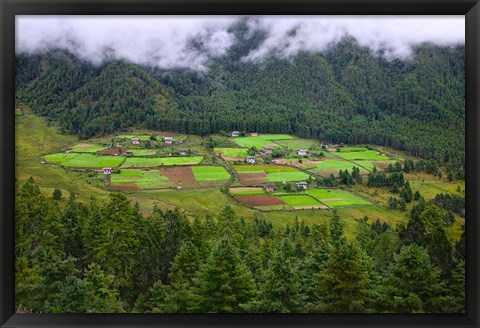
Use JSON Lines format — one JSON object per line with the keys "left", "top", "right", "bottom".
{"left": 192, "top": 237, "right": 257, "bottom": 313}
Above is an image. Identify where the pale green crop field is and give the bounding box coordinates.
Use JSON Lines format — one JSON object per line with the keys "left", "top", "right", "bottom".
{"left": 267, "top": 171, "right": 311, "bottom": 182}
{"left": 130, "top": 149, "right": 159, "bottom": 156}
{"left": 71, "top": 143, "right": 106, "bottom": 153}
{"left": 191, "top": 166, "right": 230, "bottom": 181}
{"left": 45, "top": 153, "right": 124, "bottom": 168}
{"left": 334, "top": 150, "right": 389, "bottom": 161}
{"left": 279, "top": 195, "right": 323, "bottom": 207}
{"left": 229, "top": 134, "right": 293, "bottom": 149}
{"left": 122, "top": 156, "right": 204, "bottom": 168}
{"left": 214, "top": 148, "right": 249, "bottom": 157}
{"left": 110, "top": 169, "right": 169, "bottom": 189}
{"left": 232, "top": 164, "right": 298, "bottom": 173}
{"left": 307, "top": 160, "right": 370, "bottom": 176}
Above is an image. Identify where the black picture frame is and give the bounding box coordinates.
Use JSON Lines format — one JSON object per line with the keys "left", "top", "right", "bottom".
{"left": 1, "top": 1, "right": 479, "bottom": 327}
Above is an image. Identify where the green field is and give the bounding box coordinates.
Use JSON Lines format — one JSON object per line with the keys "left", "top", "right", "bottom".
{"left": 334, "top": 150, "right": 389, "bottom": 161}
{"left": 122, "top": 156, "right": 204, "bottom": 168}
{"left": 267, "top": 171, "right": 311, "bottom": 182}
{"left": 307, "top": 188, "right": 372, "bottom": 207}
{"left": 44, "top": 153, "right": 124, "bottom": 168}
{"left": 130, "top": 149, "right": 159, "bottom": 156}
{"left": 273, "top": 138, "right": 317, "bottom": 150}
{"left": 229, "top": 188, "right": 265, "bottom": 195}
{"left": 232, "top": 164, "right": 298, "bottom": 173}
{"left": 110, "top": 169, "right": 168, "bottom": 189}
{"left": 279, "top": 195, "right": 323, "bottom": 207}
{"left": 71, "top": 143, "right": 106, "bottom": 153}
{"left": 307, "top": 160, "right": 371, "bottom": 175}
{"left": 229, "top": 134, "right": 293, "bottom": 149}
{"left": 191, "top": 166, "right": 230, "bottom": 181}
{"left": 214, "top": 148, "right": 249, "bottom": 158}
{"left": 338, "top": 146, "right": 370, "bottom": 152}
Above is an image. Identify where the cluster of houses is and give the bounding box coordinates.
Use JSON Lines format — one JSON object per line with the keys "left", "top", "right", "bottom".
{"left": 131, "top": 136, "right": 174, "bottom": 145}
{"left": 263, "top": 181, "right": 309, "bottom": 193}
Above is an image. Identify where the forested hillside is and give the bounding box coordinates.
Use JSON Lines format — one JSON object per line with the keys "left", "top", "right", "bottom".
{"left": 15, "top": 178, "right": 465, "bottom": 313}
{"left": 16, "top": 34, "right": 465, "bottom": 179}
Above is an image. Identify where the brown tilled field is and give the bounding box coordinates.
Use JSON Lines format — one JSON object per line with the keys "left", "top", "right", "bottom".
{"left": 235, "top": 194, "right": 287, "bottom": 206}
{"left": 109, "top": 183, "right": 139, "bottom": 191}
{"left": 160, "top": 166, "right": 196, "bottom": 185}
{"left": 238, "top": 172, "right": 268, "bottom": 185}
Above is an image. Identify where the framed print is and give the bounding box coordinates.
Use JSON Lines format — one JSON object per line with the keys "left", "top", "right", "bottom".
{"left": 1, "top": 0, "right": 479, "bottom": 327}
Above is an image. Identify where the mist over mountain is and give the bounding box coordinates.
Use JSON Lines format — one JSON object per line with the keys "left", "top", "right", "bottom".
{"left": 15, "top": 17, "right": 465, "bottom": 179}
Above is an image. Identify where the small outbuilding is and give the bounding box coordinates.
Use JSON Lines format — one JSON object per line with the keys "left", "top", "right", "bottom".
{"left": 246, "top": 156, "right": 256, "bottom": 164}
{"left": 103, "top": 167, "right": 113, "bottom": 175}
{"left": 298, "top": 149, "right": 308, "bottom": 156}
{"left": 131, "top": 138, "right": 140, "bottom": 145}
{"left": 179, "top": 148, "right": 188, "bottom": 156}
{"left": 264, "top": 183, "right": 275, "bottom": 193}
{"left": 263, "top": 146, "right": 273, "bottom": 154}
{"left": 164, "top": 137, "right": 173, "bottom": 144}
{"left": 296, "top": 181, "right": 308, "bottom": 190}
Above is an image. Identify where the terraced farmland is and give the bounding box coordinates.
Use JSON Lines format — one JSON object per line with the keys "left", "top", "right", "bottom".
{"left": 44, "top": 153, "right": 124, "bottom": 168}
{"left": 229, "top": 134, "right": 293, "bottom": 149}
{"left": 122, "top": 156, "right": 204, "bottom": 168}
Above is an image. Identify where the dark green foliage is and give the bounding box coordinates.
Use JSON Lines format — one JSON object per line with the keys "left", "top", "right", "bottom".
{"left": 15, "top": 179, "right": 464, "bottom": 313}
{"left": 52, "top": 188, "right": 62, "bottom": 200}
{"left": 16, "top": 38, "right": 465, "bottom": 175}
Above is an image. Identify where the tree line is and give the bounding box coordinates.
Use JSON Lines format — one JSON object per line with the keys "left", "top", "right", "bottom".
{"left": 16, "top": 178, "right": 465, "bottom": 313}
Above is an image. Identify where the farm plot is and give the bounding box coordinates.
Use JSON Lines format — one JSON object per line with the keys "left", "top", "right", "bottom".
{"left": 44, "top": 153, "right": 124, "bottom": 168}
{"left": 307, "top": 189, "right": 372, "bottom": 208}
{"left": 232, "top": 164, "right": 311, "bottom": 184}
{"left": 334, "top": 150, "right": 388, "bottom": 161}
{"left": 214, "top": 148, "right": 249, "bottom": 158}
{"left": 229, "top": 187, "right": 265, "bottom": 195}
{"left": 122, "top": 156, "right": 203, "bottom": 168}
{"left": 279, "top": 195, "right": 327, "bottom": 209}
{"left": 229, "top": 134, "right": 293, "bottom": 149}
{"left": 235, "top": 194, "right": 290, "bottom": 208}
{"left": 116, "top": 135, "right": 153, "bottom": 141}
{"left": 72, "top": 143, "right": 106, "bottom": 153}
{"left": 191, "top": 166, "right": 230, "bottom": 181}
{"left": 109, "top": 169, "right": 169, "bottom": 190}
{"left": 273, "top": 138, "right": 317, "bottom": 150}
{"left": 129, "top": 149, "right": 160, "bottom": 156}
{"left": 307, "top": 160, "right": 371, "bottom": 176}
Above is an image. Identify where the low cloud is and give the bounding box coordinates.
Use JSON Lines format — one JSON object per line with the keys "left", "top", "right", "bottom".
{"left": 16, "top": 15, "right": 464, "bottom": 70}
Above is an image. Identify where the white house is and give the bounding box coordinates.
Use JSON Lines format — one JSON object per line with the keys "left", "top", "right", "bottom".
{"left": 231, "top": 131, "right": 240, "bottom": 137}
{"left": 131, "top": 138, "right": 140, "bottom": 145}
{"left": 103, "top": 167, "right": 113, "bottom": 175}
{"left": 296, "top": 181, "right": 308, "bottom": 190}
{"left": 298, "top": 149, "right": 308, "bottom": 156}
{"left": 179, "top": 148, "right": 188, "bottom": 156}
{"left": 246, "top": 156, "right": 256, "bottom": 164}
{"left": 164, "top": 137, "right": 173, "bottom": 144}
{"left": 263, "top": 146, "right": 273, "bottom": 154}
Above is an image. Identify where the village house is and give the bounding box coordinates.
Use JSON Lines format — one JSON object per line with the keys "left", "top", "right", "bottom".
{"left": 298, "top": 149, "right": 308, "bottom": 156}
{"left": 179, "top": 148, "right": 188, "bottom": 156}
{"left": 321, "top": 142, "right": 329, "bottom": 149}
{"left": 125, "top": 151, "right": 134, "bottom": 157}
{"left": 131, "top": 138, "right": 140, "bottom": 145}
{"left": 164, "top": 137, "right": 173, "bottom": 144}
{"left": 250, "top": 132, "right": 258, "bottom": 137}
{"left": 296, "top": 181, "right": 308, "bottom": 190}
{"left": 65, "top": 148, "right": 72, "bottom": 154}
{"left": 246, "top": 156, "right": 256, "bottom": 164}
{"left": 264, "top": 183, "right": 275, "bottom": 193}
{"left": 231, "top": 131, "right": 240, "bottom": 137}
{"left": 263, "top": 146, "right": 273, "bottom": 154}
{"left": 102, "top": 167, "right": 113, "bottom": 175}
